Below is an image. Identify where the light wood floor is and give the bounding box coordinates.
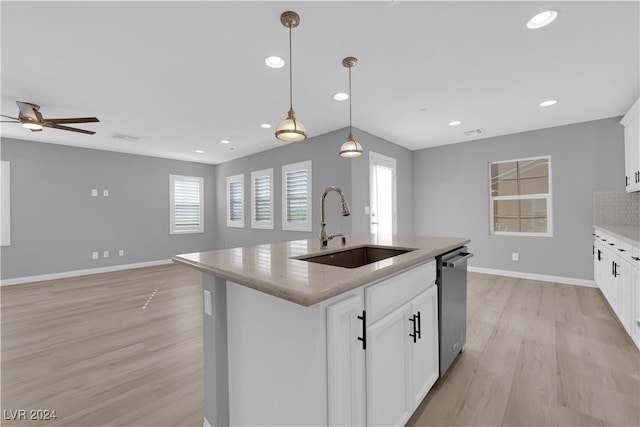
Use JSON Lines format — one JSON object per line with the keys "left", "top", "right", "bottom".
{"left": 2, "top": 267, "right": 639, "bottom": 427}
{"left": 1, "top": 264, "right": 204, "bottom": 427}
{"left": 408, "top": 273, "right": 640, "bottom": 427}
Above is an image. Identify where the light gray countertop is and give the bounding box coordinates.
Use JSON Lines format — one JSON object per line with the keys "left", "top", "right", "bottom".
{"left": 173, "top": 233, "right": 469, "bottom": 306}
{"left": 593, "top": 224, "right": 640, "bottom": 246}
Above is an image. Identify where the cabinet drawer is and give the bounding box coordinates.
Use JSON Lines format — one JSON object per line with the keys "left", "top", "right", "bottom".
{"left": 365, "top": 260, "right": 436, "bottom": 325}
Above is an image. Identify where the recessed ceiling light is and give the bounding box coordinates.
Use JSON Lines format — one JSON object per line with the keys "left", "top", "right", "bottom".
{"left": 539, "top": 99, "right": 558, "bottom": 107}
{"left": 448, "top": 120, "right": 462, "bottom": 126}
{"left": 527, "top": 10, "right": 558, "bottom": 29}
{"left": 260, "top": 123, "right": 272, "bottom": 129}
{"left": 333, "top": 92, "right": 349, "bottom": 101}
{"left": 265, "top": 56, "right": 285, "bottom": 69}
{"left": 196, "top": 150, "right": 204, "bottom": 154}
{"left": 220, "top": 139, "right": 230, "bottom": 144}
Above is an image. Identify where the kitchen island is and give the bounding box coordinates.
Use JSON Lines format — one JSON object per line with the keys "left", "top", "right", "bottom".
{"left": 173, "top": 232, "right": 470, "bottom": 427}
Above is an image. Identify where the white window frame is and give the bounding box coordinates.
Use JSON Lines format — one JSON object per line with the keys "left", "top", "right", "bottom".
{"left": 282, "top": 160, "right": 312, "bottom": 232}
{"left": 170, "top": 174, "right": 204, "bottom": 235}
{"left": 251, "top": 168, "right": 274, "bottom": 230}
{"left": 226, "top": 174, "right": 245, "bottom": 228}
{"left": 1, "top": 161, "right": 10, "bottom": 246}
{"left": 489, "top": 155, "right": 553, "bottom": 237}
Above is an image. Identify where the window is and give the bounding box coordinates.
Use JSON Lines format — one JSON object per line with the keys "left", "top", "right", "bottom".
{"left": 170, "top": 174, "right": 204, "bottom": 234}
{"left": 490, "top": 156, "right": 552, "bottom": 236}
{"left": 1, "top": 161, "right": 10, "bottom": 246}
{"left": 282, "top": 160, "right": 312, "bottom": 232}
{"left": 226, "top": 174, "right": 244, "bottom": 228}
{"left": 251, "top": 168, "right": 274, "bottom": 229}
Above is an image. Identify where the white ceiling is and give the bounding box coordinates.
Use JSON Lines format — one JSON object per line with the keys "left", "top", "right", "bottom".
{"left": 1, "top": 1, "right": 638, "bottom": 165}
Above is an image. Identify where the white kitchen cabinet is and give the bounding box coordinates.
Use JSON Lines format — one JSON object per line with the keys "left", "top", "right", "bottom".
{"left": 631, "top": 246, "right": 640, "bottom": 347}
{"left": 621, "top": 98, "right": 640, "bottom": 192}
{"left": 327, "top": 294, "right": 366, "bottom": 426}
{"left": 366, "top": 285, "right": 439, "bottom": 427}
{"left": 408, "top": 285, "right": 439, "bottom": 409}
{"left": 366, "top": 301, "right": 413, "bottom": 427}
{"left": 593, "top": 228, "right": 640, "bottom": 350}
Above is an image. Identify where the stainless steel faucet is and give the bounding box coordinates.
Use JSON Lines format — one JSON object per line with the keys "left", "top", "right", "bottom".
{"left": 320, "top": 186, "right": 351, "bottom": 247}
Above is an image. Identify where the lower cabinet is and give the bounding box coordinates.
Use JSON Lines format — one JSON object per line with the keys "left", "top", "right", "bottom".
{"left": 327, "top": 260, "right": 439, "bottom": 427}
{"left": 226, "top": 260, "right": 440, "bottom": 426}
{"left": 366, "top": 285, "right": 438, "bottom": 427}
{"left": 593, "top": 229, "right": 640, "bottom": 350}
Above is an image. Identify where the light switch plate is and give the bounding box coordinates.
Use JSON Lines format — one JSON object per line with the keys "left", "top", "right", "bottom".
{"left": 103, "top": 189, "right": 109, "bottom": 197}
{"left": 91, "top": 189, "right": 98, "bottom": 197}
{"left": 203, "top": 290, "right": 212, "bottom": 316}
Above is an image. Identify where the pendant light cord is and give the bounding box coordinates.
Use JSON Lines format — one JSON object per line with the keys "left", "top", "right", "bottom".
{"left": 288, "top": 24, "right": 293, "bottom": 110}
{"left": 348, "top": 65, "right": 353, "bottom": 133}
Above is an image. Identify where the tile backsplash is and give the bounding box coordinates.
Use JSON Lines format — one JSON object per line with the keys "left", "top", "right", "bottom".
{"left": 594, "top": 191, "right": 640, "bottom": 226}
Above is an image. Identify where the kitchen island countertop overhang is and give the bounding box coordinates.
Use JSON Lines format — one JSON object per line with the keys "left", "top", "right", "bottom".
{"left": 172, "top": 232, "right": 470, "bottom": 306}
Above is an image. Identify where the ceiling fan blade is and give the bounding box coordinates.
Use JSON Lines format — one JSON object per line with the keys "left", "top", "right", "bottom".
{"left": 44, "top": 117, "right": 100, "bottom": 124}
{"left": 44, "top": 123, "right": 96, "bottom": 135}
{"left": 0, "top": 120, "right": 20, "bottom": 123}
{"left": 16, "top": 101, "right": 40, "bottom": 119}
{"left": 1, "top": 114, "right": 19, "bottom": 120}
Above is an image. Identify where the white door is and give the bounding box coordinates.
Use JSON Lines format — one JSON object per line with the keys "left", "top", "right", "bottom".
{"left": 409, "top": 286, "right": 439, "bottom": 409}
{"left": 370, "top": 152, "right": 397, "bottom": 235}
{"left": 366, "top": 302, "right": 412, "bottom": 427}
{"left": 327, "top": 294, "right": 366, "bottom": 427}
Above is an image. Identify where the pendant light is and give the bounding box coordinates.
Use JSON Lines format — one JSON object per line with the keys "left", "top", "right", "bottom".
{"left": 275, "top": 11, "right": 307, "bottom": 142}
{"left": 339, "top": 57, "right": 363, "bottom": 157}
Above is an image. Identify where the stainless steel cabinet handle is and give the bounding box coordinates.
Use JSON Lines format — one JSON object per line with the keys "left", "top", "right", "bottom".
{"left": 442, "top": 252, "right": 474, "bottom": 268}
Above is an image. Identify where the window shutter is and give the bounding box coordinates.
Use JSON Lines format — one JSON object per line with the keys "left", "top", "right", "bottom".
{"left": 229, "top": 181, "right": 243, "bottom": 221}
{"left": 174, "top": 180, "right": 201, "bottom": 227}
{"left": 286, "top": 169, "right": 308, "bottom": 223}
{"left": 254, "top": 175, "right": 271, "bottom": 222}
{"left": 170, "top": 175, "right": 203, "bottom": 234}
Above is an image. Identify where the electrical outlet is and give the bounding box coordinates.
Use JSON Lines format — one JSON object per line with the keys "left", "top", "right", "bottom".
{"left": 92, "top": 251, "right": 99, "bottom": 260}
{"left": 203, "top": 290, "right": 212, "bottom": 316}
{"left": 103, "top": 189, "right": 109, "bottom": 197}
{"left": 119, "top": 249, "right": 124, "bottom": 257}
{"left": 512, "top": 252, "right": 519, "bottom": 262}
{"left": 103, "top": 250, "right": 109, "bottom": 258}
{"left": 91, "top": 189, "right": 98, "bottom": 197}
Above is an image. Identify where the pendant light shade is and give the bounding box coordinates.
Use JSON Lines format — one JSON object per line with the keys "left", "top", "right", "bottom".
{"left": 339, "top": 57, "right": 363, "bottom": 158}
{"left": 275, "top": 11, "right": 307, "bottom": 142}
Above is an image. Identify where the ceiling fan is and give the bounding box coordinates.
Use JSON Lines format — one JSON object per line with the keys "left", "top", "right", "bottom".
{"left": 1, "top": 101, "right": 99, "bottom": 135}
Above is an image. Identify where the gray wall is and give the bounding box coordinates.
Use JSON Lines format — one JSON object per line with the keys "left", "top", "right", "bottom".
{"left": 213, "top": 127, "right": 413, "bottom": 249}
{"left": 0, "top": 138, "right": 216, "bottom": 280}
{"left": 413, "top": 117, "right": 625, "bottom": 280}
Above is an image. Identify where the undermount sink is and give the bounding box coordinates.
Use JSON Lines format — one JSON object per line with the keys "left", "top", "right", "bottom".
{"left": 295, "top": 245, "right": 416, "bottom": 269}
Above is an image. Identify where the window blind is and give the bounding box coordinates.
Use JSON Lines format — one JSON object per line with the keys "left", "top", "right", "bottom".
{"left": 254, "top": 175, "right": 271, "bottom": 222}
{"left": 229, "top": 181, "right": 243, "bottom": 221}
{"left": 174, "top": 179, "right": 201, "bottom": 227}
{"left": 286, "top": 169, "right": 308, "bottom": 223}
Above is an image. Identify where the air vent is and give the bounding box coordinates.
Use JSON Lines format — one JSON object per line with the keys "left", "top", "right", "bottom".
{"left": 463, "top": 128, "right": 485, "bottom": 136}
{"left": 111, "top": 133, "right": 140, "bottom": 142}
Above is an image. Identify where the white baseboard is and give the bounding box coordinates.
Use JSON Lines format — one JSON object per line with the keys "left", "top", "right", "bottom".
{"left": 0, "top": 259, "right": 173, "bottom": 286}
{"left": 468, "top": 266, "right": 597, "bottom": 288}
{"left": 203, "top": 417, "right": 212, "bottom": 427}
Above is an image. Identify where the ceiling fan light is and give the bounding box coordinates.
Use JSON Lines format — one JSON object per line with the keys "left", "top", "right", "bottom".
{"left": 22, "top": 122, "right": 42, "bottom": 130}
{"left": 339, "top": 132, "right": 363, "bottom": 158}
{"left": 275, "top": 108, "right": 307, "bottom": 142}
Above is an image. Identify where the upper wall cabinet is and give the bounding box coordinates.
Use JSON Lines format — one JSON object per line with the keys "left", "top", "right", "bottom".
{"left": 621, "top": 97, "right": 640, "bottom": 192}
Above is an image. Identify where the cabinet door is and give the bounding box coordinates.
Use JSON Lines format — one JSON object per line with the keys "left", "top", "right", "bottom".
{"left": 619, "top": 258, "right": 634, "bottom": 334}
{"left": 366, "top": 302, "right": 412, "bottom": 427}
{"left": 409, "top": 285, "right": 439, "bottom": 409}
{"left": 632, "top": 265, "right": 640, "bottom": 348}
{"left": 624, "top": 119, "right": 639, "bottom": 191}
{"left": 327, "top": 294, "right": 366, "bottom": 427}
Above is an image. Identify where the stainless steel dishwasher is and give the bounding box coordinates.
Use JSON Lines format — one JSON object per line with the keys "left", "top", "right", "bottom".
{"left": 437, "top": 246, "right": 473, "bottom": 377}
